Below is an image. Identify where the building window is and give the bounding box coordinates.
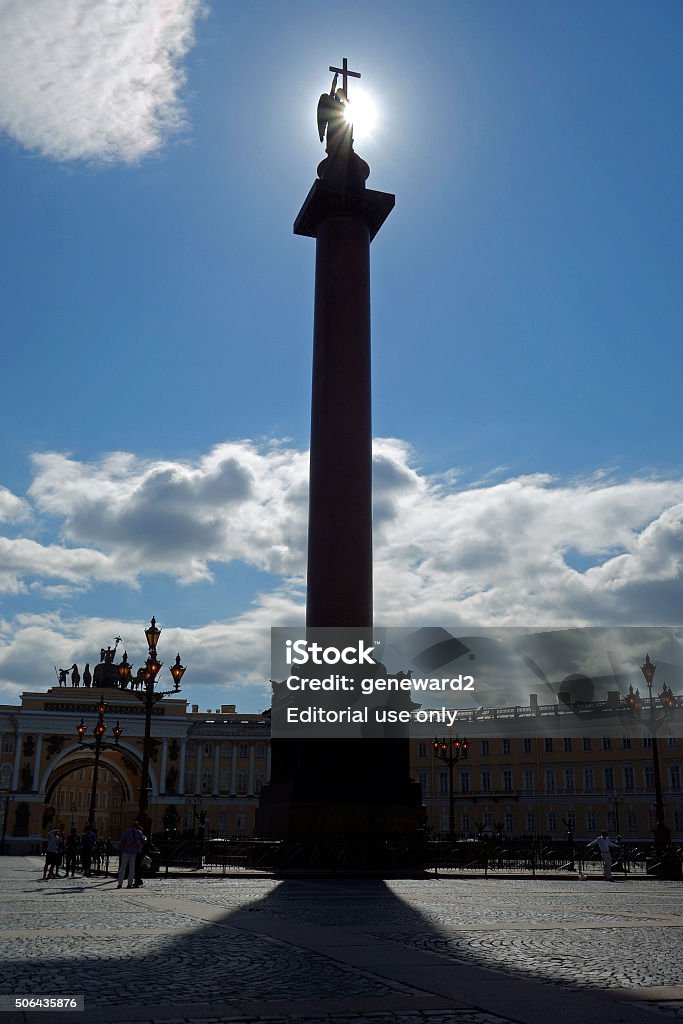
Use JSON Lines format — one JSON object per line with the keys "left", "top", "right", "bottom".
{"left": 187, "top": 741, "right": 196, "bottom": 757}
{"left": 645, "top": 766, "right": 655, "bottom": 791}
{"left": 523, "top": 738, "right": 532, "bottom": 754}
{"left": 237, "top": 771, "right": 247, "bottom": 793}
{"left": 417, "top": 742, "right": 427, "bottom": 758}
{"left": 417, "top": 771, "right": 428, "bottom": 795}
{"left": 563, "top": 737, "right": 572, "bottom": 752}
{"left": 235, "top": 813, "right": 246, "bottom": 834}
{"left": 439, "top": 771, "right": 448, "bottom": 794}
{"left": 502, "top": 769, "right": 513, "bottom": 792}
{"left": 2, "top": 735, "right": 14, "bottom": 754}
{"left": 603, "top": 767, "right": 615, "bottom": 791}
{"left": 564, "top": 768, "right": 574, "bottom": 792}
{"left": 623, "top": 766, "right": 635, "bottom": 792}
{"left": 480, "top": 770, "right": 491, "bottom": 793}
{"left": 602, "top": 737, "right": 611, "bottom": 751}
{"left": 201, "top": 769, "right": 212, "bottom": 793}
{"left": 504, "top": 812, "right": 514, "bottom": 835}
{"left": 203, "top": 743, "right": 213, "bottom": 757}
{"left": 526, "top": 811, "right": 535, "bottom": 834}
{"left": 667, "top": 735, "right": 678, "bottom": 747}
{"left": 582, "top": 737, "right": 592, "bottom": 751}
{"left": 643, "top": 737, "right": 653, "bottom": 749}
{"left": 523, "top": 769, "right": 534, "bottom": 792}
{"left": 481, "top": 739, "right": 490, "bottom": 756}
{"left": 622, "top": 736, "right": 631, "bottom": 749}
{"left": 255, "top": 743, "right": 267, "bottom": 759}
{"left": 184, "top": 770, "right": 194, "bottom": 793}
{"left": 0, "top": 764, "right": 11, "bottom": 789}
{"left": 460, "top": 770, "right": 470, "bottom": 793}
{"left": 502, "top": 739, "right": 511, "bottom": 755}
{"left": 547, "top": 812, "right": 557, "bottom": 833}
{"left": 544, "top": 738, "right": 553, "bottom": 753}
{"left": 584, "top": 767, "right": 594, "bottom": 792}
{"left": 670, "top": 766, "right": 681, "bottom": 791}
{"left": 461, "top": 811, "right": 470, "bottom": 834}
{"left": 219, "top": 769, "right": 230, "bottom": 792}
{"left": 627, "top": 809, "right": 637, "bottom": 833}
{"left": 255, "top": 772, "right": 265, "bottom": 794}
{"left": 218, "top": 811, "right": 228, "bottom": 829}
{"left": 482, "top": 811, "right": 492, "bottom": 828}
{"left": 221, "top": 742, "right": 231, "bottom": 757}
{"left": 239, "top": 743, "right": 248, "bottom": 759}
{"left": 544, "top": 769, "right": 555, "bottom": 793}
{"left": 587, "top": 811, "right": 596, "bottom": 833}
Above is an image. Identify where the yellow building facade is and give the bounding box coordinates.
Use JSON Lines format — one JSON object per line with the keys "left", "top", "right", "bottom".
{"left": 0, "top": 686, "right": 270, "bottom": 853}
{"left": 410, "top": 693, "right": 683, "bottom": 842}
{"left": 1, "top": 684, "right": 680, "bottom": 852}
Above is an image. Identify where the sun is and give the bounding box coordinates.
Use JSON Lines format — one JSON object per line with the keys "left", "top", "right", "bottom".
{"left": 343, "top": 88, "right": 378, "bottom": 142}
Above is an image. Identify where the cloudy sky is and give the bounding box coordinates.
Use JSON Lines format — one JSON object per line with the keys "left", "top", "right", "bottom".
{"left": 0, "top": 0, "right": 681, "bottom": 713}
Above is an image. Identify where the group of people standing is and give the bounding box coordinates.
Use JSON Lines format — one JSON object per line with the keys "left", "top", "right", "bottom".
{"left": 42, "top": 819, "right": 146, "bottom": 883}
{"left": 42, "top": 823, "right": 99, "bottom": 879}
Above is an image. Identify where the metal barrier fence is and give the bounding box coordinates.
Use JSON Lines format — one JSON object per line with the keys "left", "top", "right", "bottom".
{"left": 149, "top": 835, "right": 682, "bottom": 878}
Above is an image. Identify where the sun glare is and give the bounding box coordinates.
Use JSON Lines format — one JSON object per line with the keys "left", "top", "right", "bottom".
{"left": 343, "top": 88, "right": 378, "bottom": 142}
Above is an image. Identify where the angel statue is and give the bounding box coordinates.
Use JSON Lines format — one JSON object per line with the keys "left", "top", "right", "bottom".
{"left": 315, "top": 60, "right": 369, "bottom": 190}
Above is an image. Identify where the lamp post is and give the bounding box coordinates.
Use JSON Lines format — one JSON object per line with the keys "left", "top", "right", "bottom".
{"left": 432, "top": 736, "right": 469, "bottom": 837}
{"left": 130, "top": 618, "right": 186, "bottom": 834}
{"left": 608, "top": 794, "right": 622, "bottom": 836}
{"left": 624, "top": 654, "right": 678, "bottom": 856}
{"left": 76, "top": 696, "right": 123, "bottom": 828}
{"left": 562, "top": 814, "right": 576, "bottom": 872}
{"left": 1, "top": 793, "right": 13, "bottom": 854}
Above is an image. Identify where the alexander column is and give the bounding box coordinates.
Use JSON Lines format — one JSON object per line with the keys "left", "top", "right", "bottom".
{"left": 258, "top": 60, "right": 422, "bottom": 868}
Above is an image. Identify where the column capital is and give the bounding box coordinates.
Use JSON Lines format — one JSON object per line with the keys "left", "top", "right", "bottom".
{"left": 294, "top": 181, "right": 394, "bottom": 242}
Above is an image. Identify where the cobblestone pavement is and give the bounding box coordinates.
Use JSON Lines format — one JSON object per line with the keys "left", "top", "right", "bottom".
{"left": 0, "top": 858, "right": 681, "bottom": 1024}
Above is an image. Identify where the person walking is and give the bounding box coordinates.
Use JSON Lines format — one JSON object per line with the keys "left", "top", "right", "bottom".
{"left": 587, "top": 829, "right": 620, "bottom": 881}
{"left": 117, "top": 820, "right": 144, "bottom": 889}
{"left": 80, "top": 825, "right": 96, "bottom": 877}
{"left": 42, "top": 823, "right": 63, "bottom": 880}
{"left": 54, "top": 824, "right": 65, "bottom": 877}
{"left": 64, "top": 828, "right": 80, "bottom": 877}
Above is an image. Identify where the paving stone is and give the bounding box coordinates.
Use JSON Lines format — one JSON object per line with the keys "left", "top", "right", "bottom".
{"left": 1, "top": 857, "right": 681, "bottom": 1024}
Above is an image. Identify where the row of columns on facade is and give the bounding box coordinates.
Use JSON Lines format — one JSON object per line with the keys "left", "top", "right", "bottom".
{"left": 2, "top": 732, "right": 271, "bottom": 800}
{"left": 162, "top": 736, "right": 271, "bottom": 799}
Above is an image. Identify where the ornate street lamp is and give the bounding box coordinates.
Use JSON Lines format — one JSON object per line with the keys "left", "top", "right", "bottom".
{"left": 624, "top": 654, "right": 679, "bottom": 857}
{"left": 432, "top": 736, "right": 469, "bottom": 837}
{"left": 130, "top": 618, "right": 186, "bottom": 831}
{"left": 76, "top": 696, "right": 123, "bottom": 828}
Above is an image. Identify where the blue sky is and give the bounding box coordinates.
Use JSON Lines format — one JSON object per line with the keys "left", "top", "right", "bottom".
{"left": 0, "top": 0, "right": 681, "bottom": 713}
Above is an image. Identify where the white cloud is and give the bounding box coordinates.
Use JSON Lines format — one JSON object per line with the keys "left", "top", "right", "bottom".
{"left": 27, "top": 442, "right": 310, "bottom": 585}
{"left": 0, "top": 0, "right": 204, "bottom": 163}
{"left": 1, "top": 439, "right": 683, "bottom": 705}
{"left": 0, "top": 485, "right": 30, "bottom": 522}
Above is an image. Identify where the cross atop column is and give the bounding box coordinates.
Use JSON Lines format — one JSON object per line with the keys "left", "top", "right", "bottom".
{"left": 329, "top": 57, "right": 360, "bottom": 97}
